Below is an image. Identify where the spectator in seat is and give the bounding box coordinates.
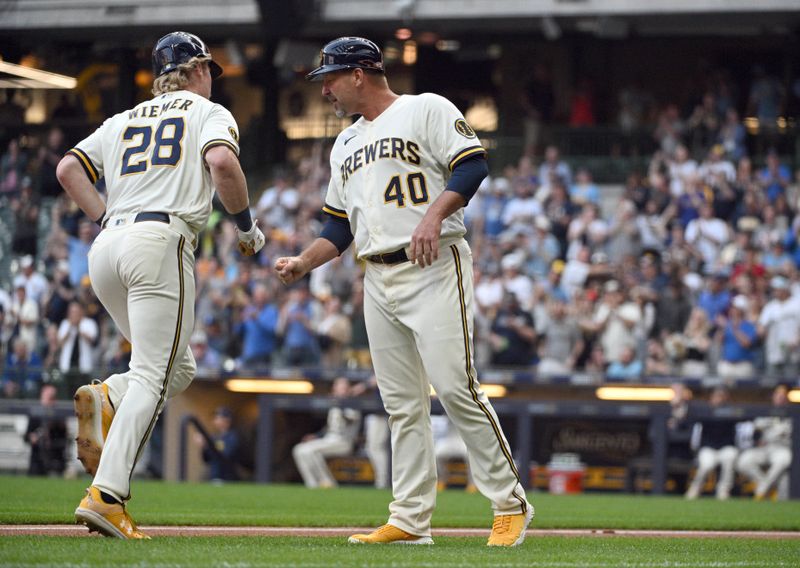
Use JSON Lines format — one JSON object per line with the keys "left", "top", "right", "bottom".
{"left": 644, "top": 339, "right": 671, "bottom": 376}
{"left": 654, "top": 279, "right": 692, "bottom": 339}
{"left": 44, "top": 260, "right": 76, "bottom": 326}
{"left": 737, "top": 385, "right": 793, "bottom": 500}
{"left": 316, "top": 295, "right": 352, "bottom": 369}
{"left": 673, "top": 307, "right": 713, "bottom": 378}
{"left": 606, "top": 345, "right": 643, "bottom": 380}
{"left": 278, "top": 283, "right": 320, "bottom": 366}
{"left": 697, "top": 268, "right": 731, "bottom": 325}
{"left": 236, "top": 282, "right": 279, "bottom": 368}
{"left": 569, "top": 168, "right": 599, "bottom": 206}
{"left": 525, "top": 216, "right": 560, "bottom": 279}
{"left": 715, "top": 295, "right": 758, "bottom": 379}
{"left": 538, "top": 145, "right": 572, "bottom": 189}
{"left": 537, "top": 299, "right": 584, "bottom": 377}
{"left": 757, "top": 149, "right": 791, "bottom": 204}
{"left": 2, "top": 337, "right": 43, "bottom": 398}
{"left": 190, "top": 330, "right": 222, "bottom": 376}
{"left": 16, "top": 254, "right": 49, "bottom": 307}
{"left": 685, "top": 387, "right": 739, "bottom": 500}
{"left": 67, "top": 220, "right": 96, "bottom": 288}
{"left": 582, "top": 280, "right": 640, "bottom": 367}
{"left": 685, "top": 203, "right": 731, "bottom": 271}
{"left": 6, "top": 277, "right": 41, "bottom": 356}
{"left": 56, "top": 302, "right": 98, "bottom": 392}
{"left": 0, "top": 138, "right": 28, "bottom": 197}
{"left": 478, "top": 177, "right": 511, "bottom": 239}
{"left": 757, "top": 276, "right": 800, "bottom": 379}
{"left": 489, "top": 292, "right": 537, "bottom": 368}
{"left": 10, "top": 176, "right": 39, "bottom": 257}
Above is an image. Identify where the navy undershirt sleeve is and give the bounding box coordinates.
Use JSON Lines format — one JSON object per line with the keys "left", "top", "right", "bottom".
{"left": 445, "top": 154, "right": 489, "bottom": 206}
{"left": 320, "top": 214, "right": 354, "bottom": 255}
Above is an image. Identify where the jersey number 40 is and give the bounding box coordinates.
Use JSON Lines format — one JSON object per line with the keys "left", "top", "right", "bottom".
{"left": 121, "top": 117, "right": 185, "bottom": 176}
{"left": 384, "top": 172, "right": 429, "bottom": 208}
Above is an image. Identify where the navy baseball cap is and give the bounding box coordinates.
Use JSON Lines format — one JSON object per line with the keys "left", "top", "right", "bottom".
{"left": 306, "top": 37, "right": 384, "bottom": 81}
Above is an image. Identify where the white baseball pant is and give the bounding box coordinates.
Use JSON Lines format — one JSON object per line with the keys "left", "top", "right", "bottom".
{"left": 737, "top": 444, "right": 792, "bottom": 498}
{"left": 363, "top": 238, "right": 530, "bottom": 537}
{"left": 364, "top": 414, "right": 390, "bottom": 489}
{"left": 292, "top": 434, "right": 353, "bottom": 488}
{"left": 686, "top": 446, "right": 739, "bottom": 499}
{"left": 88, "top": 219, "right": 196, "bottom": 501}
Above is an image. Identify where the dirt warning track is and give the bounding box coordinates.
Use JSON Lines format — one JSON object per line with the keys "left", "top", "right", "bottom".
{"left": 2, "top": 526, "right": 799, "bottom": 539}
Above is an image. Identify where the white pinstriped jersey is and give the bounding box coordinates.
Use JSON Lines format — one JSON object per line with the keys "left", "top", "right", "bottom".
{"left": 67, "top": 89, "right": 239, "bottom": 233}
{"left": 322, "top": 93, "right": 485, "bottom": 257}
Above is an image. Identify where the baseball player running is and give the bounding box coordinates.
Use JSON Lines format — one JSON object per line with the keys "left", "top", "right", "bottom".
{"left": 275, "top": 37, "right": 532, "bottom": 546}
{"left": 57, "top": 31, "right": 265, "bottom": 539}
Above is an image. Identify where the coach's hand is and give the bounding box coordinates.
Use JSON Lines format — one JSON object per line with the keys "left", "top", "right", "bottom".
{"left": 237, "top": 221, "right": 266, "bottom": 256}
{"left": 275, "top": 256, "right": 309, "bottom": 286}
{"left": 409, "top": 214, "right": 442, "bottom": 268}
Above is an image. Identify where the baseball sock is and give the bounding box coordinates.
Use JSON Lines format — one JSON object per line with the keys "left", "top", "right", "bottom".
{"left": 100, "top": 490, "right": 121, "bottom": 505}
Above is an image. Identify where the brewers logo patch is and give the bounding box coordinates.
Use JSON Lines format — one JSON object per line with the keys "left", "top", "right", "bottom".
{"left": 454, "top": 119, "right": 476, "bottom": 139}
{"left": 228, "top": 127, "right": 239, "bottom": 143}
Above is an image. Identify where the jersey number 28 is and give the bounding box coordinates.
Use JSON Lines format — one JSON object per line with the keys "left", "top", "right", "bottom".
{"left": 384, "top": 172, "right": 429, "bottom": 207}
{"left": 120, "top": 117, "right": 185, "bottom": 176}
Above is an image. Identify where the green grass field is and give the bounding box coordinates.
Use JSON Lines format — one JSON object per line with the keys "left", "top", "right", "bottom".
{"left": 1, "top": 475, "right": 799, "bottom": 567}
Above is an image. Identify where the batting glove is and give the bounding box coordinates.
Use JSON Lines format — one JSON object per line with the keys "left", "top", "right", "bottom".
{"left": 237, "top": 221, "right": 266, "bottom": 256}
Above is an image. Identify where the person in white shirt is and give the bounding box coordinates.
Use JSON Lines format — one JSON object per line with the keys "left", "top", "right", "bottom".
{"left": 582, "top": 280, "right": 641, "bottom": 365}
{"left": 668, "top": 144, "right": 698, "bottom": 197}
{"left": 8, "top": 279, "right": 40, "bottom": 354}
{"left": 685, "top": 204, "right": 730, "bottom": 269}
{"left": 501, "top": 178, "right": 542, "bottom": 231}
{"left": 16, "top": 256, "right": 49, "bottom": 306}
{"left": 698, "top": 144, "right": 736, "bottom": 185}
{"left": 757, "top": 276, "right": 800, "bottom": 378}
{"left": 57, "top": 301, "right": 98, "bottom": 374}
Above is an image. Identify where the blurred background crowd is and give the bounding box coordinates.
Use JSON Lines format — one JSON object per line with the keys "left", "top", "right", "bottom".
{"left": 1, "top": 60, "right": 800, "bottom": 401}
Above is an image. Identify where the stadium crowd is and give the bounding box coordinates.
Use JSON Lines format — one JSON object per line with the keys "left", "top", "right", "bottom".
{"left": 1, "top": 69, "right": 800, "bottom": 401}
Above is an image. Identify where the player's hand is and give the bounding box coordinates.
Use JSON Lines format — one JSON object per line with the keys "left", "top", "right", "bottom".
{"left": 236, "top": 221, "right": 266, "bottom": 256}
{"left": 409, "top": 215, "right": 442, "bottom": 268}
{"left": 274, "top": 256, "right": 309, "bottom": 286}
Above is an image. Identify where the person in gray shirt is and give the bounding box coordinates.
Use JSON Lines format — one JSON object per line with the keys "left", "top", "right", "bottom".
{"left": 537, "top": 299, "right": 585, "bottom": 376}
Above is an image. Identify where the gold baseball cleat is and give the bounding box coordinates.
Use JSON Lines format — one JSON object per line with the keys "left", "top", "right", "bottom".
{"left": 74, "top": 381, "right": 114, "bottom": 476}
{"left": 75, "top": 486, "right": 149, "bottom": 540}
{"left": 487, "top": 506, "right": 534, "bottom": 547}
{"left": 348, "top": 524, "right": 433, "bottom": 545}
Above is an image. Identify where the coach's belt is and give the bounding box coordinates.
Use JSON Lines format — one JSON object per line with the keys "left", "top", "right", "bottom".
{"left": 365, "top": 248, "right": 409, "bottom": 265}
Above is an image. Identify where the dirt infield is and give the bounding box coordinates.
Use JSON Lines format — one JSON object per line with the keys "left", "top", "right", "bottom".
{"left": 2, "top": 525, "right": 799, "bottom": 539}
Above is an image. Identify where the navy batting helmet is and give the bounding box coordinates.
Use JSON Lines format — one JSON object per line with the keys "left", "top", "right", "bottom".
{"left": 306, "top": 37, "right": 383, "bottom": 81}
{"left": 152, "top": 31, "right": 223, "bottom": 79}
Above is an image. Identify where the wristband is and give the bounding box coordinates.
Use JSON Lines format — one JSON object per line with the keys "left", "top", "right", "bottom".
{"left": 232, "top": 206, "right": 254, "bottom": 232}
{"left": 94, "top": 211, "right": 106, "bottom": 228}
